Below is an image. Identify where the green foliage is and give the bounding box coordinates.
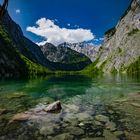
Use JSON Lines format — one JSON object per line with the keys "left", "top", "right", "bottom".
{"left": 20, "top": 55, "right": 53, "bottom": 77}
{"left": 0, "top": 25, "right": 53, "bottom": 78}
{"left": 126, "top": 57, "right": 140, "bottom": 75}
{"left": 110, "top": 67, "right": 118, "bottom": 74}
{"left": 81, "top": 58, "right": 103, "bottom": 75}
{"left": 118, "top": 47, "right": 122, "bottom": 53}
{"left": 128, "top": 28, "right": 140, "bottom": 36}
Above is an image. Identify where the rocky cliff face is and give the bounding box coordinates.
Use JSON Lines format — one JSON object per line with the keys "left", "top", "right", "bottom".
{"left": 0, "top": 26, "right": 28, "bottom": 79}
{"left": 40, "top": 43, "right": 92, "bottom": 71}
{"left": 60, "top": 42, "right": 99, "bottom": 62}
{"left": 85, "top": 0, "right": 140, "bottom": 74}
{"left": 1, "top": 11, "right": 54, "bottom": 69}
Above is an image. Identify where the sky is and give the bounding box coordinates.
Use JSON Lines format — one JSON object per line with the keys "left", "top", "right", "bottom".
{"left": 0, "top": 0, "right": 131, "bottom": 46}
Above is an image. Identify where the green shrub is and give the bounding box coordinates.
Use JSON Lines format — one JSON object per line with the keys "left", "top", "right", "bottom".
{"left": 128, "top": 28, "right": 140, "bottom": 36}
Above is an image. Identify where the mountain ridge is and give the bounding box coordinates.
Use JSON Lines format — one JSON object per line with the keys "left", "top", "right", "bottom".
{"left": 40, "top": 42, "right": 92, "bottom": 71}
{"left": 83, "top": 0, "right": 140, "bottom": 75}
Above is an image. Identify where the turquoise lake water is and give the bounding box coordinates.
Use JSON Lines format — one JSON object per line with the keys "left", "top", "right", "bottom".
{"left": 0, "top": 74, "right": 140, "bottom": 140}
{"left": 0, "top": 74, "right": 140, "bottom": 113}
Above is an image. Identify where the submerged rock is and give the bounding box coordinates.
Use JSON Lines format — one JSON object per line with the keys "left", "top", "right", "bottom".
{"left": 7, "top": 92, "right": 27, "bottom": 99}
{"left": 114, "top": 99, "right": 128, "bottom": 103}
{"left": 78, "top": 122, "right": 85, "bottom": 127}
{"left": 131, "top": 103, "right": 140, "bottom": 108}
{"left": 64, "top": 104, "right": 79, "bottom": 113}
{"left": 67, "top": 126, "right": 84, "bottom": 136}
{"left": 94, "top": 121, "right": 103, "bottom": 126}
{"left": 113, "top": 131, "right": 124, "bottom": 137}
{"left": 53, "top": 133, "right": 74, "bottom": 140}
{"left": 104, "top": 130, "right": 119, "bottom": 140}
{"left": 81, "top": 138, "right": 105, "bottom": 140}
{"left": 77, "top": 112, "right": 92, "bottom": 121}
{"left": 10, "top": 113, "right": 31, "bottom": 123}
{"left": 40, "top": 126, "right": 55, "bottom": 136}
{"left": 43, "top": 101, "right": 62, "bottom": 113}
{"left": 125, "top": 132, "right": 140, "bottom": 140}
{"left": 95, "top": 115, "right": 109, "bottom": 123}
{"left": 106, "top": 121, "right": 117, "bottom": 132}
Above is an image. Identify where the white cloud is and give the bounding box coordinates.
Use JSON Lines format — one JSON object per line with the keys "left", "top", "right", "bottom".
{"left": 15, "top": 9, "right": 20, "bottom": 14}
{"left": 36, "top": 40, "right": 47, "bottom": 46}
{"left": 26, "top": 18, "right": 94, "bottom": 46}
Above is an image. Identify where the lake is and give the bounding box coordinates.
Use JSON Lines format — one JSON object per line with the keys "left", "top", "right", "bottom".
{"left": 0, "top": 74, "right": 140, "bottom": 140}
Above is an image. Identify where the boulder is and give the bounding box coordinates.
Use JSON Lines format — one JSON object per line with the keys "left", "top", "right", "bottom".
{"left": 43, "top": 101, "right": 62, "bottom": 113}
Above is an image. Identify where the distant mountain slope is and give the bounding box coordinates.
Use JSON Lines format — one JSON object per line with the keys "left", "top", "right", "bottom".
{"left": 1, "top": 11, "right": 54, "bottom": 69}
{"left": 0, "top": 26, "right": 51, "bottom": 79}
{"left": 40, "top": 43, "right": 92, "bottom": 71}
{"left": 60, "top": 42, "right": 100, "bottom": 62}
{"left": 83, "top": 0, "right": 140, "bottom": 75}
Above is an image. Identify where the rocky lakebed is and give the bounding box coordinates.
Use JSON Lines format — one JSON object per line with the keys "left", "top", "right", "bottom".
{"left": 0, "top": 92, "right": 140, "bottom": 140}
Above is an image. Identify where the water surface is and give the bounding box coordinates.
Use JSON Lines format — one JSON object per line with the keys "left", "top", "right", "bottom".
{"left": 0, "top": 74, "right": 140, "bottom": 140}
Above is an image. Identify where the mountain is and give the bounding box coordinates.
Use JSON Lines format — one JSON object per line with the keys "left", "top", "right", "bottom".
{"left": 83, "top": 0, "right": 140, "bottom": 75}
{"left": 1, "top": 11, "right": 54, "bottom": 69}
{"left": 60, "top": 42, "right": 100, "bottom": 62}
{"left": 0, "top": 26, "right": 52, "bottom": 79}
{"left": 40, "top": 43, "right": 92, "bottom": 70}
{"left": 0, "top": 9, "right": 92, "bottom": 78}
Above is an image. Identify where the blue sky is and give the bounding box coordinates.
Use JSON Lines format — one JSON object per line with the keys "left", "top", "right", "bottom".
{"left": 1, "top": 0, "right": 131, "bottom": 45}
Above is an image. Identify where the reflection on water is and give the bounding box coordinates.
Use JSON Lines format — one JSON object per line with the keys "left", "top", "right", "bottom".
{"left": 0, "top": 74, "right": 140, "bottom": 139}
{"left": 0, "top": 74, "right": 139, "bottom": 115}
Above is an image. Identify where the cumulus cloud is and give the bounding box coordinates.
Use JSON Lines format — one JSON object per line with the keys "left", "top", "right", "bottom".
{"left": 26, "top": 18, "right": 94, "bottom": 46}
{"left": 15, "top": 9, "right": 20, "bottom": 14}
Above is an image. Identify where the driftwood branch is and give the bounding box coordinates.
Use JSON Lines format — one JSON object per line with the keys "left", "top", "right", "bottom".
{"left": 0, "top": 0, "right": 9, "bottom": 20}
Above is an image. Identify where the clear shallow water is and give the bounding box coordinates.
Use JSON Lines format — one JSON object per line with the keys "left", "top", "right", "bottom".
{"left": 0, "top": 74, "right": 140, "bottom": 140}
{"left": 0, "top": 74, "right": 139, "bottom": 109}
